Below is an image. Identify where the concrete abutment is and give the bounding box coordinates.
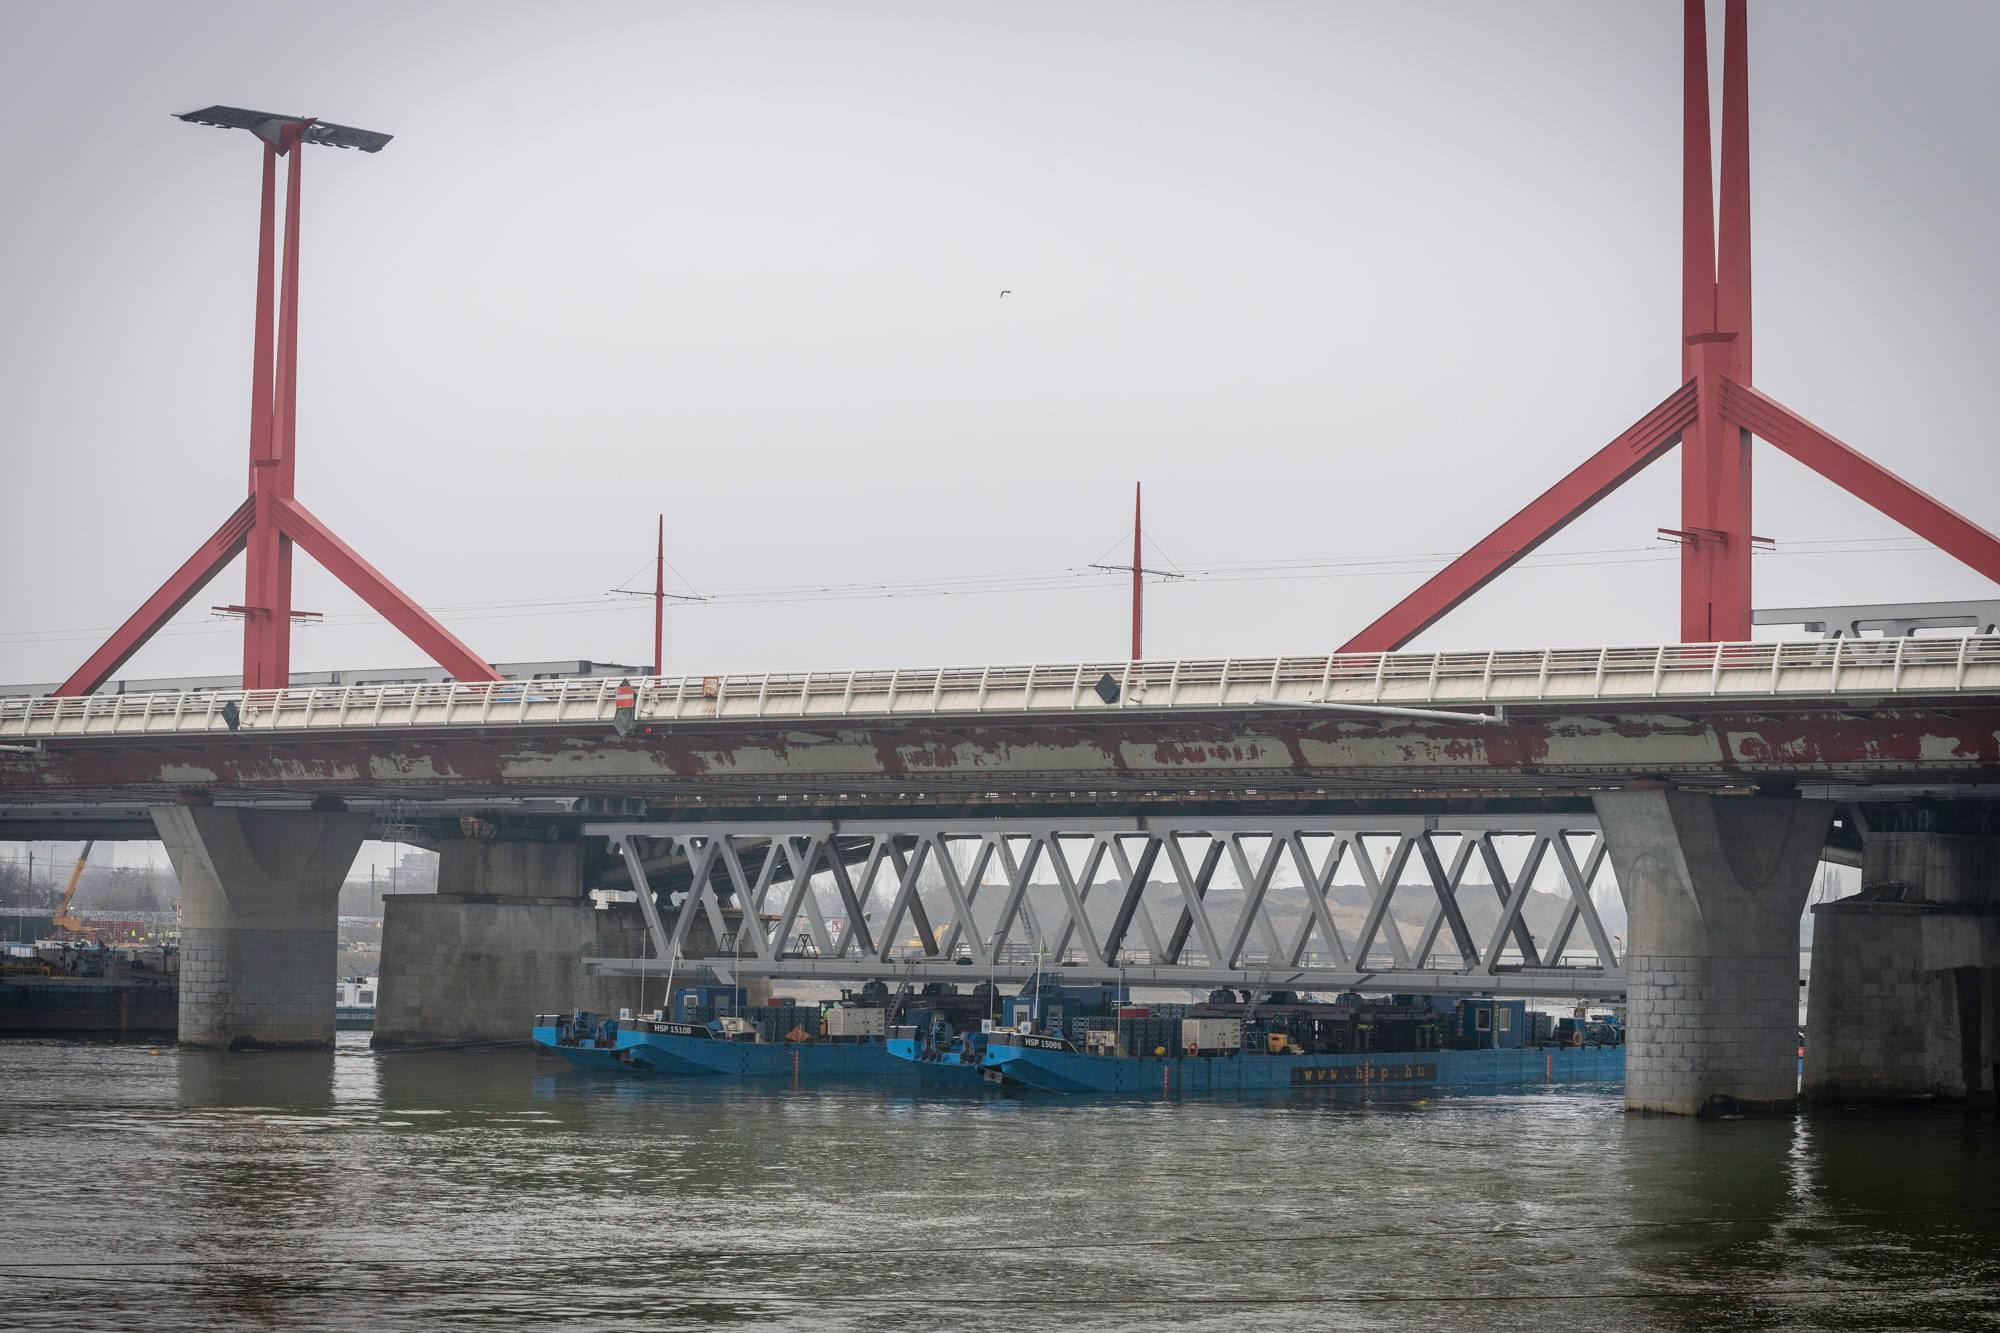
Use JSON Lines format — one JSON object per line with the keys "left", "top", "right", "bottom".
{"left": 1804, "top": 830, "right": 1999, "bottom": 1106}
{"left": 1593, "top": 790, "right": 1832, "bottom": 1117}
{"left": 373, "top": 838, "right": 656, "bottom": 1047}
{"left": 154, "top": 805, "right": 369, "bottom": 1050}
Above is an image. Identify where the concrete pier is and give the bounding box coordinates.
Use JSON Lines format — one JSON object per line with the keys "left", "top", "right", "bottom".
{"left": 154, "top": 805, "right": 369, "bottom": 1050}
{"left": 374, "top": 839, "right": 651, "bottom": 1047}
{"left": 1804, "top": 828, "right": 1999, "bottom": 1105}
{"left": 1595, "top": 790, "right": 1833, "bottom": 1116}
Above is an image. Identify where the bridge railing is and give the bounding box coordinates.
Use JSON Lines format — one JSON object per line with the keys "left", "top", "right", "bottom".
{"left": 2, "top": 634, "right": 1995, "bottom": 739}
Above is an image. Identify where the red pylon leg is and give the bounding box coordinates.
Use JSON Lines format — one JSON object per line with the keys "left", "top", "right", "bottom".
{"left": 266, "top": 144, "right": 304, "bottom": 685}
{"left": 242, "top": 145, "right": 280, "bottom": 688}
{"left": 1339, "top": 384, "right": 1698, "bottom": 652}
{"left": 1717, "top": 0, "right": 1753, "bottom": 383}
{"left": 1722, "top": 381, "right": 2000, "bottom": 584}
{"left": 57, "top": 501, "right": 257, "bottom": 696}
{"left": 1680, "top": 0, "right": 1716, "bottom": 379}
{"left": 1681, "top": 334, "right": 1751, "bottom": 641}
{"left": 274, "top": 497, "right": 499, "bottom": 684}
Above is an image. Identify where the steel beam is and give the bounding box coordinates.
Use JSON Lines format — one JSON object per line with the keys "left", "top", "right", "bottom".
{"left": 1722, "top": 381, "right": 2000, "bottom": 587}
{"left": 56, "top": 501, "right": 256, "bottom": 697}
{"left": 273, "top": 497, "right": 501, "bottom": 683}
{"left": 1339, "top": 384, "right": 1696, "bottom": 652}
{"left": 584, "top": 955, "right": 1625, "bottom": 1000}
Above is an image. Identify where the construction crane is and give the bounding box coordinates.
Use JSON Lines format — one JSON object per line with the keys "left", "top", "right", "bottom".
{"left": 51, "top": 840, "right": 96, "bottom": 939}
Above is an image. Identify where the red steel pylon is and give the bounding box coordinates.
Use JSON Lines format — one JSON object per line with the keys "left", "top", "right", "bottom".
{"left": 1342, "top": 1, "right": 2000, "bottom": 651}
{"left": 57, "top": 108, "right": 500, "bottom": 695}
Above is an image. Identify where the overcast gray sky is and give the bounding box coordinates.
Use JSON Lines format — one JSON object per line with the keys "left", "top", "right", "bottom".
{"left": 4, "top": 0, "right": 1998, "bottom": 687}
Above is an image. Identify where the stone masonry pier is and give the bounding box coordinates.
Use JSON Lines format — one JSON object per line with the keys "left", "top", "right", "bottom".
{"left": 155, "top": 804, "right": 369, "bottom": 1050}
{"left": 1595, "top": 790, "right": 1833, "bottom": 1116}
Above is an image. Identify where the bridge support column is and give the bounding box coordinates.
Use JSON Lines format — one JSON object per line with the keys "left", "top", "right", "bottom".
{"left": 374, "top": 839, "right": 649, "bottom": 1047}
{"left": 1595, "top": 790, "right": 1833, "bottom": 1116}
{"left": 155, "top": 805, "right": 369, "bottom": 1050}
{"left": 1804, "top": 827, "right": 1999, "bottom": 1106}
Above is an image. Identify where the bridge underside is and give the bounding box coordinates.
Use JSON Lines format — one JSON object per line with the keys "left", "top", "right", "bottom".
{"left": 1, "top": 700, "right": 1993, "bottom": 840}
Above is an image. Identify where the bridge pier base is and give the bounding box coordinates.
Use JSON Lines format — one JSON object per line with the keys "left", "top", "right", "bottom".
{"left": 155, "top": 805, "right": 369, "bottom": 1050}
{"left": 373, "top": 840, "right": 651, "bottom": 1047}
{"left": 1804, "top": 830, "right": 1999, "bottom": 1106}
{"left": 1595, "top": 790, "right": 1833, "bottom": 1116}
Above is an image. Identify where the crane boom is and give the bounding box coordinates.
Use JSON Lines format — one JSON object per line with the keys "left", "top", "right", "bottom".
{"left": 52, "top": 840, "right": 95, "bottom": 936}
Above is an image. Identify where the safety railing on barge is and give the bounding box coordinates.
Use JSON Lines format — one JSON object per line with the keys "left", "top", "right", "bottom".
{"left": 3, "top": 634, "right": 1997, "bottom": 740}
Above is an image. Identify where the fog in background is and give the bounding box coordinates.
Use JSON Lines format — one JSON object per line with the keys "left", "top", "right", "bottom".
{"left": 4, "top": 0, "right": 1999, "bottom": 690}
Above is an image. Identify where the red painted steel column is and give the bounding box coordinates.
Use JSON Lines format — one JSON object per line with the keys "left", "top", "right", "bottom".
{"left": 268, "top": 139, "right": 305, "bottom": 686}
{"left": 1681, "top": 0, "right": 1716, "bottom": 380}
{"left": 241, "top": 145, "right": 280, "bottom": 688}
{"left": 1717, "top": 0, "right": 1753, "bottom": 384}
{"left": 1683, "top": 0, "right": 1752, "bottom": 643}
{"left": 1131, "top": 483, "right": 1143, "bottom": 661}
{"left": 1682, "top": 332, "right": 1750, "bottom": 642}
{"left": 654, "top": 513, "right": 665, "bottom": 677}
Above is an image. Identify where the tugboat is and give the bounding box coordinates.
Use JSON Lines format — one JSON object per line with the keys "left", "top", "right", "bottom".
{"left": 531, "top": 1010, "right": 645, "bottom": 1072}
{"left": 884, "top": 1019, "right": 995, "bottom": 1088}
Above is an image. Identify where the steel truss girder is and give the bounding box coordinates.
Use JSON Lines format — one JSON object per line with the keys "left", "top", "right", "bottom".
{"left": 587, "top": 815, "right": 1623, "bottom": 999}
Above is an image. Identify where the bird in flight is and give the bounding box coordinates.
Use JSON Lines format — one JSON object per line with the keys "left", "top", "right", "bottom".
{"left": 999, "top": 290, "right": 1012, "bottom": 298}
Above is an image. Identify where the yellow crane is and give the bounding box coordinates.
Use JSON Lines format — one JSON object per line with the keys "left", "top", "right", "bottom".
{"left": 51, "top": 840, "right": 96, "bottom": 939}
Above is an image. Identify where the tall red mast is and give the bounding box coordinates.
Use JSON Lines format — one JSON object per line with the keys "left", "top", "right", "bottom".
{"left": 653, "top": 513, "right": 665, "bottom": 677}
{"left": 1131, "top": 483, "right": 1144, "bottom": 661}
{"left": 56, "top": 107, "right": 499, "bottom": 695}
{"left": 1341, "top": 1, "right": 2000, "bottom": 651}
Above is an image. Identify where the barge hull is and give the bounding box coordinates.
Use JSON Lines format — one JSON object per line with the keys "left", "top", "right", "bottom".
{"left": 986, "top": 1043, "right": 1625, "bottom": 1095}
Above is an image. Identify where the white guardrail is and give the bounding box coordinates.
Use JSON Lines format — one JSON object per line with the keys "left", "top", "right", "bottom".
{"left": 1, "top": 636, "right": 1997, "bottom": 741}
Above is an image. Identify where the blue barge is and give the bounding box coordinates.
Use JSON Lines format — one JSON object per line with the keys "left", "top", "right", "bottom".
{"left": 977, "top": 1033, "right": 1625, "bottom": 1095}
{"left": 533, "top": 1013, "right": 992, "bottom": 1089}
{"left": 627, "top": 1019, "right": 902, "bottom": 1079}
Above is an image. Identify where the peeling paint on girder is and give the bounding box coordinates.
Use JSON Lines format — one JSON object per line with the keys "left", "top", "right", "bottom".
{"left": 3, "top": 706, "right": 1995, "bottom": 804}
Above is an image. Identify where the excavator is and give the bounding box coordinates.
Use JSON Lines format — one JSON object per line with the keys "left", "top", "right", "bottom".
{"left": 51, "top": 840, "right": 107, "bottom": 943}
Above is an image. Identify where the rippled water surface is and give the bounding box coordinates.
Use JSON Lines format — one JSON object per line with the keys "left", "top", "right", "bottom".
{"left": 2, "top": 1034, "right": 1996, "bottom": 1331}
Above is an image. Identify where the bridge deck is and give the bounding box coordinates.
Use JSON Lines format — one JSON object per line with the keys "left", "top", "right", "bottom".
{"left": 4, "top": 636, "right": 1996, "bottom": 740}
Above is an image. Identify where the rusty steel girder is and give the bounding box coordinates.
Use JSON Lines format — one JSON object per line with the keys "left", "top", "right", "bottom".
{"left": 1, "top": 702, "right": 1994, "bottom": 814}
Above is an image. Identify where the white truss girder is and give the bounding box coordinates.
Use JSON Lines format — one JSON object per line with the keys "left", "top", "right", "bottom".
{"left": 588, "top": 815, "right": 1625, "bottom": 999}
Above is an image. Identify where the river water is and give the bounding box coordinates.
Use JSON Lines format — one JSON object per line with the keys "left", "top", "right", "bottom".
{"left": 1, "top": 1034, "right": 1996, "bottom": 1332}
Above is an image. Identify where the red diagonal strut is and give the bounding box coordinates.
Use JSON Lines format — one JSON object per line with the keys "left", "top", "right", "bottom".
{"left": 57, "top": 500, "right": 257, "bottom": 697}
{"left": 273, "top": 497, "right": 501, "bottom": 683}
{"left": 1721, "top": 381, "right": 2000, "bottom": 584}
{"left": 1339, "top": 383, "right": 1699, "bottom": 652}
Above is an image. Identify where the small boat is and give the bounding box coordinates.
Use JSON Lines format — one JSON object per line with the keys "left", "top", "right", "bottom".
{"left": 883, "top": 1023, "right": 996, "bottom": 1088}
{"left": 335, "top": 975, "right": 378, "bottom": 1030}
{"left": 531, "top": 1010, "right": 646, "bottom": 1072}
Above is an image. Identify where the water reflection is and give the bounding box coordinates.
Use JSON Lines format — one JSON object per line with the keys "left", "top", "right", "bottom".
{"left": 1, "top": 1038, "right": 1994, "bottom": 1333}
